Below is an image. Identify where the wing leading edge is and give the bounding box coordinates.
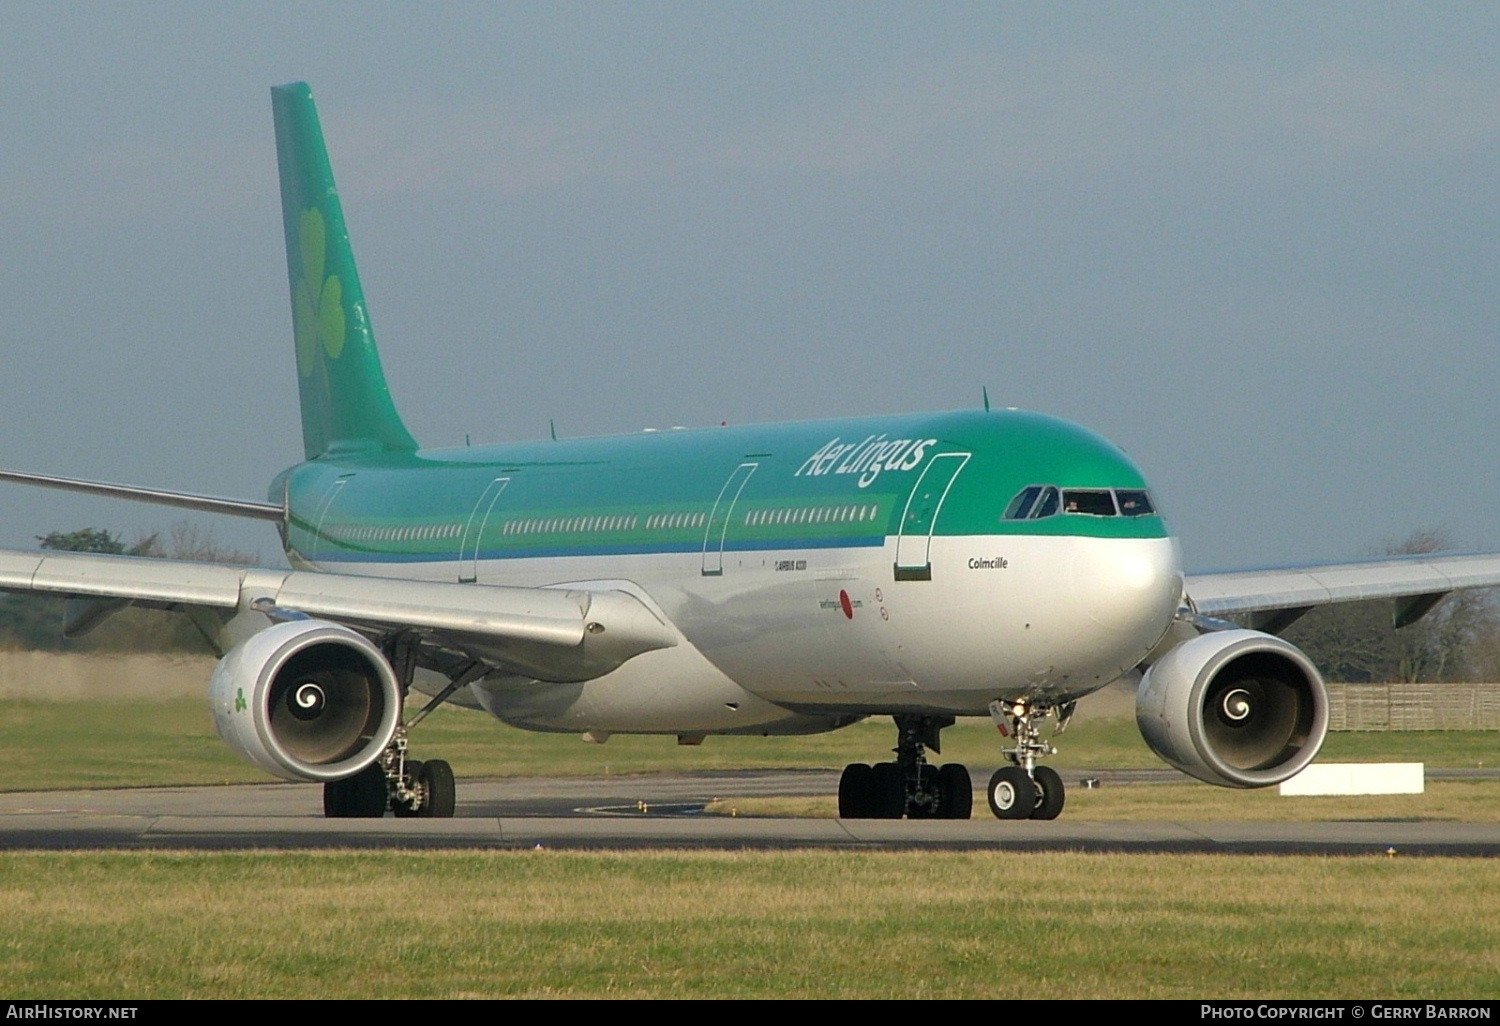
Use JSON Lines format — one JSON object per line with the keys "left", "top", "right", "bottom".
{"left": 0, "top": 547, "right": 676, "bottom": 683}
{"left": 1186, "top": 552, "right": 1500, "bottom": 633}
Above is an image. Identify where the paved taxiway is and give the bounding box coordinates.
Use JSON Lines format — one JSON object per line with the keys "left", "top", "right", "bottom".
{"left": 3, "top": 769, "right": 1499, "bottom": 855}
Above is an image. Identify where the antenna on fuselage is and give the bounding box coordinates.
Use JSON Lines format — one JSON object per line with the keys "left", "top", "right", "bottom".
{"left": 550, "top": 419, "right": 558, "bottom": 441}
{"left": 982, "top": 386, "right": 991, "bottom": 412}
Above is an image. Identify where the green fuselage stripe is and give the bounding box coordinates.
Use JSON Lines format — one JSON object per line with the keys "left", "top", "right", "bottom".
{"left": 279, "top": 409, "right": 1168, "bottom": 565}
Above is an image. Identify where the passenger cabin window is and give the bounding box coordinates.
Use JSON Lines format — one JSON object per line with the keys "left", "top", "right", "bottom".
{"left": 1061, "top": 489, "right": 1117, "bottom": 516}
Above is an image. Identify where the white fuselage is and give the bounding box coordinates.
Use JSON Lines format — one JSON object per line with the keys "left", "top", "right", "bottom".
{"left": 316, "top": 530, "right": 1183, "bottom": 736}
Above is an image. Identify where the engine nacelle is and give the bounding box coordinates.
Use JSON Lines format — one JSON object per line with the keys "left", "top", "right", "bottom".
{"left": 209, "top": 619, "right": 402, "bottom": 782}
{"left": 1136, "top": 628, "right": 1328, "bottom": 788}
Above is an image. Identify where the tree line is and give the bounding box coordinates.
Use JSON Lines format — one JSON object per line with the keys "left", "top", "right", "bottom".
{"left": 0, "top": 524, "right": 256, "bottom": 653}
{"left": 1251, "top": 529, "right": 1500, "bottom": 684}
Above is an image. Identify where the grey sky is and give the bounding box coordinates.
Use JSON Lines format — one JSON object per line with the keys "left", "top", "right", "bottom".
{"left": 0, "top": 3, "right": 1495, "bottom": 570}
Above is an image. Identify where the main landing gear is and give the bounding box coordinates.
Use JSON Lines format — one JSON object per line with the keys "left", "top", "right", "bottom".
{"left": 323, "top": 636, "right": 480, "bottom": 819}
{"left": 838, "top": 715, "right": 973, "bottom": 820}
{"left": 836, "top": 701, "right": 1074, "bottom": 822}
{"left": 323, "top": 726, "right": 457, "bottom": 818}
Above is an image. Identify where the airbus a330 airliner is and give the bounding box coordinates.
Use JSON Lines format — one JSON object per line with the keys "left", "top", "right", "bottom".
{"left": 4, "top": 83, "right": 1498, "bottom": 820}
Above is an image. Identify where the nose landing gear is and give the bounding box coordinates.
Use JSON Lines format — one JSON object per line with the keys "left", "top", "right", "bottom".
{"left": 986, "top": 698, "right": 1069, "bottom": 820}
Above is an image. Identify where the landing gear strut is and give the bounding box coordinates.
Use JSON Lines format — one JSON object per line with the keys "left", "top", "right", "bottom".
{"left": 986, "top": 698, "right": 1070, "bottom": 821}
{"left": 838, "top": 715, "right": 972, "bottom": 820}
{"left": 384, "top": 726, "right": 457, "bottom": 818}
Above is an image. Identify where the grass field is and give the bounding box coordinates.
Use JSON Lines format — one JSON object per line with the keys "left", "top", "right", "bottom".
{"left": 2, "top": 849, "right": 1498, "bottom": 999}
{"left": 4, "top": 696, "right": 1500, "bottom": 998}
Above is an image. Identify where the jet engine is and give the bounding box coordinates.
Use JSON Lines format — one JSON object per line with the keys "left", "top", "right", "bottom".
{"left": 1136, "top": 628, "right": 1328, "bottom": 788}
{"left": 209, "top": 619, "right": 402, "bottom": 782}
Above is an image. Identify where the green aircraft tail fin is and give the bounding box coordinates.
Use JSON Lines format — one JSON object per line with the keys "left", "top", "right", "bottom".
{"left": 272, "top": 82, "right": 418, "bottom": 460}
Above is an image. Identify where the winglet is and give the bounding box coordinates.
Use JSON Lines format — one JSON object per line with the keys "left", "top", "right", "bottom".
{"left": 272, "top": 82, "right": 418, "bottom": 459}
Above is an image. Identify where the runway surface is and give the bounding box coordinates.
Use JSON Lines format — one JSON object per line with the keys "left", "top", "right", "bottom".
{"left": 3, "top": 768, "right": 1499, "bottom": 855}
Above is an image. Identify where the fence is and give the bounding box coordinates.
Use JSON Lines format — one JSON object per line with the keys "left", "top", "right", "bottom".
{"left": 1327, "top": 682, "right": 1500, "bottom": 731}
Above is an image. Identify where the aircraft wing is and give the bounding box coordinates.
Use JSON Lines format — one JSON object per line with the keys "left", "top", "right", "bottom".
{"left": 0, "top": 548, "right": 676, "bottom": 682}
{"left": 1185, "top": 552, "right": 1500, "bottom": 633}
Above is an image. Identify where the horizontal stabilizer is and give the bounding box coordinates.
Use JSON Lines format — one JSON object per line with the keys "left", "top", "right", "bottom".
{"left": 0, "top": 469, "right": 284, "bottom": 522}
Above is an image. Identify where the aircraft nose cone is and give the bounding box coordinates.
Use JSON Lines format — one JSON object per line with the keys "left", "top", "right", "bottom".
{"left": 1069, "top": 537, "right": 1181, "bottom": 636}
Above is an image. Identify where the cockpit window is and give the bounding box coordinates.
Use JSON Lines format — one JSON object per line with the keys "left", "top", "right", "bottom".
{"left": 1115, "top": 490, "right": 1156, "bottom": 517}
{"left": 1004, "top": 485, "right": 1156, "bottom": 521}
{"left": 1002, "top": 485, "right": 1060, "bottom": 520}
{"left": 1004, "top": 486, "right": 1042, "bottom": 520}
{"left": 1061, "top": 489, "right": 1117, "bottom": 516}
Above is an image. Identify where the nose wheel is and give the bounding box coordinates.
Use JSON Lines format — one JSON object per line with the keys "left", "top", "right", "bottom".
{"left": 986, "top": 766, "right": 1035, "bottom": 819}
{"left": 1030, "top": 765, "right": 1065, "bottom": 820}
{"left": 987, "top": 764, "right": 1065, "bottom": 820}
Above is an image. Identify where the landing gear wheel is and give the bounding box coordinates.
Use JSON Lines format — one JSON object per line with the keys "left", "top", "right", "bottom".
{"left": 392, "top": 760, "right": 424, "bottom": 818}
{"left": 416, "top": 758, "right": 456, "bottom": 818}
{"left": 870, "top": 761, "right": 905, "bottom": 819}
{"left": 1030, "top": 765, "right": 1065, "bottom": 820}
{"left": 936, "top": 763, "right": 972, "bottom": 820}
{"left": 324, "top": 761, "right": 388, "bottom": 819}
{"left": 838, "top": 763, "right": 875, "bottom": 818}
{"left": 987, "top": 766, "right": 1035, "bottom": 820}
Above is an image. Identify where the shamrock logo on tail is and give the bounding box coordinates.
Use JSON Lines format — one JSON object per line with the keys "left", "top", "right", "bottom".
{"left": 294, "top": 208, "right": 345, "bottom": 377}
